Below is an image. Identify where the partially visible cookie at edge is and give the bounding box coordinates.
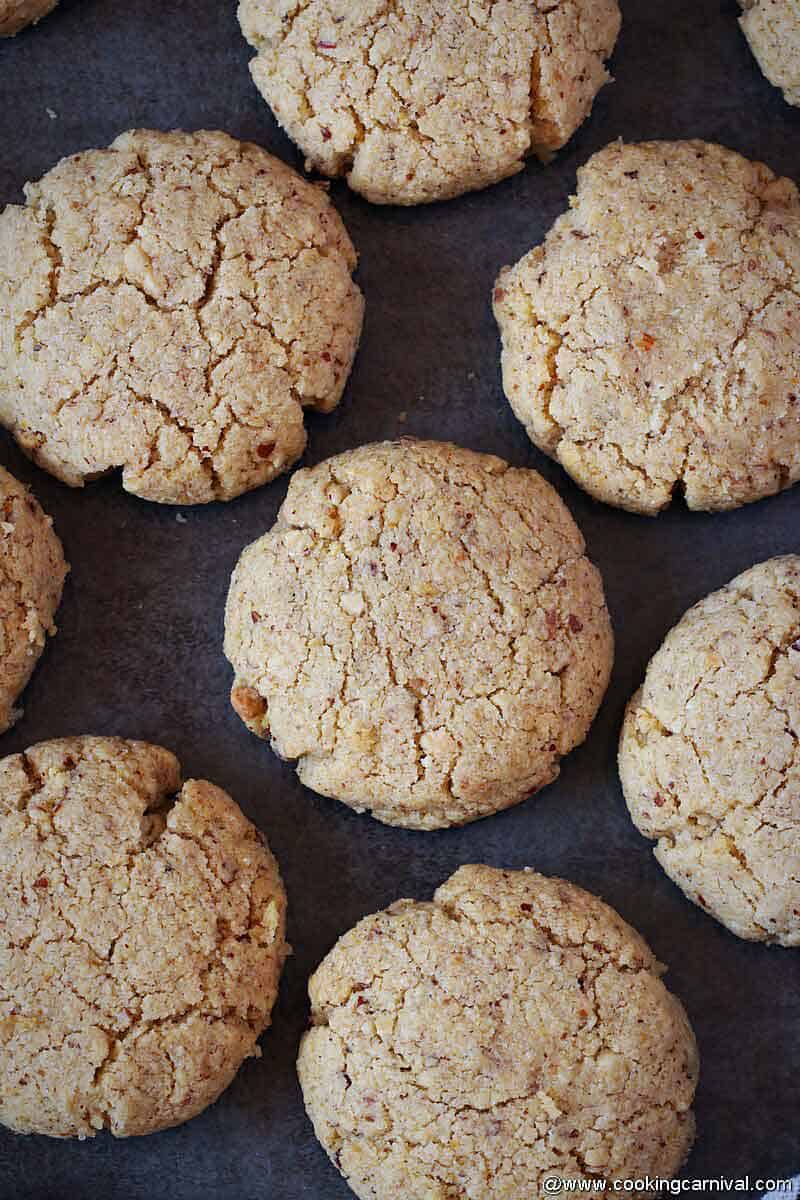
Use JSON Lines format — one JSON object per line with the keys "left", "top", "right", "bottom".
{"left": 0, "top": 735, "right": 289, "bottom": 1137}
{"left": 494, "top": 139, "right": 800, "bottom": 515}
{"left": 238, "top": 0, "right": 621, "bottom": 205}
{"left": 0, "top": 129, "right": 364, "bottom": 504}
{"left": 0, "top": 465, "right": 66, "bottom": 732}
{"left": 620, "top": 555, "right": 800, "bottom": 945}
{"left": 298, "top": 865, "right": 699, "bottom": 1199}
{"left": 224, "top": 439, "right": 613, "bottom": 830}
{"left": 0, "top": 0, "right": 57, "bottom": 36}
{"left": 739, "top": 0, "right": 800, "bottom": 106}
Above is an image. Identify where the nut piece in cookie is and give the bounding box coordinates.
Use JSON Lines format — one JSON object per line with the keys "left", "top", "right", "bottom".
{"left": 238, "top": 0, "right": 621, "bottom": 205}
{"left": 494, "top": 139, "right": 800, "bottom": 515}
{"left": 0, "top": 736, "right": 289, "bottom": 1137}
{"left": 298, "top": 865, "right": 699, "bottom": 1199}
{"left": 0, "top": 129, "right": 364, "bottom": 504}
{"left": 224, "top": 439, "right": 613, "bottom": 829}
{"left": 0, "top": 0, "right": 57, "bottom": 36}
{"left": 620, "top": 555, "right": 800, "bottom": 946}
{"left": 0, "top": 466, "right": 67, "bottom": 732}
{"left": 739, "top": 0, "right": 800, "bottom": 107}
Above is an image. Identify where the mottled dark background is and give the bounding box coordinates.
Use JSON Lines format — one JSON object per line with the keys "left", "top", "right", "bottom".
{"left": 0, "top": 1, "right": 799, "bottom": 1197}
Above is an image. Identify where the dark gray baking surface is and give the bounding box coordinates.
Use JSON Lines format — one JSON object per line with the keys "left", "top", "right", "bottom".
{"left": 1, "top": 0, "right": 799, "bottom": 1196}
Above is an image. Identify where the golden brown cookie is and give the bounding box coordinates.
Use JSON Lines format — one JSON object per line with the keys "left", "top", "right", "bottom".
{"left": 0, "top": 0, "right": 57, "bottom": 36}
{"left": 739, "top": 0, "right": 800, "bottom": 106}
{"left": 494, "top": 139, "right": 800, "bottom": 514}
{"left": 0, "top": 465, "right": 66, "bottom": 732}
{"left": 0, "top": 129, "right": 364, "bottom": 504}
{"left": 238, "top": 0, "right": 621, "bottom": 205}
{"left": 620, "top": 556, "right": 800, "bottom": 946}
{"left": 0, "top": 736, "right": 288, "bottom": 1137}
{"left": 225, "top": 440, "right": 613, "bottom": 829}
{"left": 298, "top": 865, "right": 699, "bottom": 1198}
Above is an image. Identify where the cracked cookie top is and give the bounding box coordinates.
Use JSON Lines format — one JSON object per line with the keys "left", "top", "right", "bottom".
{"left": 237, "top": 0, "right": 621, "bottom": 206}
{"left": 0, "top": 129, "right": 364, "bottom": 504}
{"left": 0, "top": 0, "right": 57, "bottom": 36}
{"left": 297, "top": 865, "right": 699, "bottom": 1198}
{"left": 620, "top": 555, "right": 800, "bottom": 946}
{"left": 0, "top": 466, "right": 66, "bottom": 734}
{"left": 494, "top": 139, "right": 800, "bottom": 514}
{"left": 0, "top": 736, "right": 288, "bottom": 1137}
{"left": 739, "top": 0, "right": 800, "bottom": 107}
{"left": 224, "top": 440, "right": 613, "bottom": 830}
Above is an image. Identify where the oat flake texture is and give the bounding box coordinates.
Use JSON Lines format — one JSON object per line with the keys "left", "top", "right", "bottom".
{"left": 297, "top": 865, "right": 699, "bottom": 1199}
{"left": 739, "top": 0, "right": 800, "bottom": 107}
{"left": 0, "top": 736, "right": 289, "bottom": 1137}
{"left": 494, "top": 139, "right": 800, "bottom": 515}
{"left": 0, "top": 0, "right": 57, "bottom": 36}
{"left": 0, "top": 129, "right": 364, "bottom": 504}
{"left": 0, "top": 466, "right": 66, "bottom": 734}
{"left": 224, "top": 440, "right": 613, "bottom": 830}
{"left": 237, "top": 0, "right": 621, "bottom": 205}
{"left": 620, "top": 556, "right": 800, "bottom": 947}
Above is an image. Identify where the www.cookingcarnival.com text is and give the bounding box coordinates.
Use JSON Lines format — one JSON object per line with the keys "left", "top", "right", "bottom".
{"left": 542, "top": 1179, "right": 795, "bottom": 1194}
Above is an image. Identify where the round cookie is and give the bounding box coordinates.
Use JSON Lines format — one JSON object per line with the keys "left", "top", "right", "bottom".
{"left": 0, "top": 129, "right": 364, "bottom": 504}
{"left": 0, "top": 736, "right": 288, "bottom": 1137}
{"left": 739, "top": 0, "right": 800, "bottom": 107}
{"left": 237, "top": 0, "right": 621, "bottom": 206}
{"left": 0, "top": 465, "right": 66, "bottom": 733}
{"left": 620, "top": 556, "right": 800, "bottom": 946}
{"left": 493, "top": 139, "right": 800, "bottom": 515}
{"left": 298, "top": 865, "right": 699, "bottom": 1198}
{"left": 225, "top": 440, "right": 613, "bottom": 830}
{"left": 0, "top": 0, "right": 57, "bottom": 36}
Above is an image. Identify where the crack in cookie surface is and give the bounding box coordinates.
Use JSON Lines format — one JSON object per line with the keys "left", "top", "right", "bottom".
{"left": 619, "top": 555, "right": 800, "bottom": 945}
{"left": 224, "top": 440, "right": 613, "bottom": 830}
{"left": 238, "top": 0, "right": 621, "bottom": 205}
{"left": 0, "top": 735, "right": 288, "bottom": 1137}
{"left": 494, "top": 140, "right": 800, "bottom": 515}
{"left": 297, "top": 865, "right": 698, "bottom": 1198}
{"left": 0, "top": 129, "right": 364, "bottom": 504}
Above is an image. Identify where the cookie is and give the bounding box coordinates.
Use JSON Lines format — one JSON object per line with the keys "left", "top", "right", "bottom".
{"left": 494, "top": 139, "right": 800, "bottom": 515}
{"left": 0, "top": 129, "right": 364, "bottom": 504}
{"left": 298, "top": 865, "right": 699, "bottom": 1198}
{"left": 238, "top": 0, "right": 621, "bottom": 206}
{"left": 739, "top": 0, "right": 800, "bottom": 106}
{"left": 0, "top": 466, "right": 66, "bottom": 733}
{"left": 620, "top": 556, "right": 800, "bottom": 946}
{"left": 0, "top": 736, "right": 288, "bottom": 1137}
{"left": 225, "top": 440, "right": 613, "bottom": 830}
{"left": 0, "top": 0, "right": 57, "bottom": 36}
